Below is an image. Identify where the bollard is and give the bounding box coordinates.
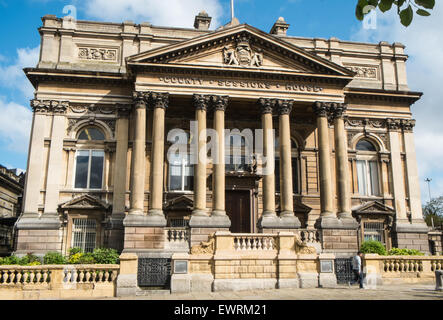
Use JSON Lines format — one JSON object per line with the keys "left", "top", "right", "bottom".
{"left": 436, "top": 270, "right": 443, "bottom": 291}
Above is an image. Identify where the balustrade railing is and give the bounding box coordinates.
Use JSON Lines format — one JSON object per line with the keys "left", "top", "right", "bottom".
{"left": 296, "top": 229, "right": 321, "bottom": 244}
{"left": 233, "top": 234, "right": 277, "bottom": 251}
{"left": 62, "top": 266, "right": 119, "bottom": 284}
{"left": 383, "top": 259, "right": 423, "bottom": 273}
{"left": 165, "top": 228, "right": 190, "bottom": 249}
{"left": 0, "top": 267, "right": 51, "bottom": 285}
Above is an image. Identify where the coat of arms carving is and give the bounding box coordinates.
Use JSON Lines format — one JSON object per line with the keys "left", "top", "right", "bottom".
{"left": 223, "top": 36, "right": 263, "bottom": 67}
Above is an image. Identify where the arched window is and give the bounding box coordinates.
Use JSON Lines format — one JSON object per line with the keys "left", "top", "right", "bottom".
{"left": 74, "top": 127, "right": 105, "bottom": 190}
{"left": 78, "top": 127, "right": 105, "bottom": 141}
{"left": 275, "top": 138, "right": 300, "bottom": 194}
{"left": 168, "top": 131, "right": 194, "bottom": 192}
{"left": 356, "top": 139, "right": 379, "bottom": 196}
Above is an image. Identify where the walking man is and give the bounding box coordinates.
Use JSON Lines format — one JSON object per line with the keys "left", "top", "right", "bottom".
{"left": 350, "top": 251, "right": 364, "bottom": 289}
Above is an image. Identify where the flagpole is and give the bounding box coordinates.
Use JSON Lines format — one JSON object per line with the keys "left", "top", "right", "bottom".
{"left": 231, "top": 0, "right": 235, "bottom": 20}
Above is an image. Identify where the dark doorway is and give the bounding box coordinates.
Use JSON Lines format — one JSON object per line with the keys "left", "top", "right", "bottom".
{"left": 226, "top": 190, "right": 251, "bottom": 233}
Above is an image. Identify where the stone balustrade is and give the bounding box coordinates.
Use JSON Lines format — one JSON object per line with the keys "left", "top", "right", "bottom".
{"left": 364, "top": 254, "right": 443, "bottom": 285}
{"left": 164, "top": 228, "right": 190, "bottom": 250}
{"left": 0, "top": 265, "right": 119, "bottom": 299}
{"left": 233, "top": 234, "right": 277, "bottom": 251}
{"left": 296, "top": 229, "right": 321, "bottom": 245}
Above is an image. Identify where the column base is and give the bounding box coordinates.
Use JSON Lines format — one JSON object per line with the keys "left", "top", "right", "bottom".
{"left": 258, "top": 214, "right": 301, "bottom": 229}
{"left": 123, "top": 213, "right": 167, "bottom": 227}
{"left": 16, "top": 212, "right": 61, "bottom": 230}
{"left": 189, "top": 215, "right": 231, "bottom": 228}
{"left": 338, "top": 213, "right": 359, "bottom": 229}
{"left": 316, "top": 214, "right": 357, "bottom": 229}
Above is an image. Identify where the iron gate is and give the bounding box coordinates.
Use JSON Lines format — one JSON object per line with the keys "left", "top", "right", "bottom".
{"left": 137, "top": 258, "right": 171, "bottom": 288}
{"left": 334, "top": 258, "right": 354, "bottom": 284}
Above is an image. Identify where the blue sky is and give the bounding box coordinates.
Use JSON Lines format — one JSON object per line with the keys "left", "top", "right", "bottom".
{"left": 0, "top": 0, "right": 442, "bottom": 202}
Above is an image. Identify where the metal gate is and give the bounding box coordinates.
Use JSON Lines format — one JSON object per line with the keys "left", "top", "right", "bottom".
{"left": 137, "top": 258, "right": 171, "bottom": 288}
{"left": 334, "top": 258, "right": 354, "bottom": 284}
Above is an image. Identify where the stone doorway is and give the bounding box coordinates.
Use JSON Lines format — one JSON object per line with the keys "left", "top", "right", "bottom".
{"left": 226, "top": 190, "right": 252, "bottom": 233}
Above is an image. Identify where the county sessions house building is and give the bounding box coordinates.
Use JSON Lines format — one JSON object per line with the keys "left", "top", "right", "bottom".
{"left": 15, "top": 12, "right": 430, "bottom": 258}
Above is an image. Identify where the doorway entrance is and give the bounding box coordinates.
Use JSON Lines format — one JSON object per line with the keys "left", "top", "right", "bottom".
{"left": 225, "top": 190, "right": 251, "bottom": 233}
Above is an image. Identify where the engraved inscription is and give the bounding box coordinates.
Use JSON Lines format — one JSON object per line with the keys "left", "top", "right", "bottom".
{"left": 78, "top": 47, "right": 118, "bottom": 61}
{"left": 159, "top": 77, "right": 323, "bottom": 92}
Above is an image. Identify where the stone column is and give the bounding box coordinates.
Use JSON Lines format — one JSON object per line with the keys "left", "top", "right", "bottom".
{"left": 17, "top": 100, "right": 54, "bottom": 229}
{"left": 276, "top": 99, "right": 300, "bottom": 228}
{"left": 313, "top": 102, "right": 340, "bottom": 228}
{"left": 401, "top": 120, "right": 428, "bottom": 230}
{"left": 146, "top": 92, "right": 168, "bottom": 226}
{"left": 189, "top": 94, "right": 211, "bottom": 227}
{"left": 332, "top": 104, "right": 357, "bottom": 227}
{"left": 44, "top": 101, "right": 69, "bottom": 218}
{"left": 387, "top": 119, "right": 408, "bottom": 224}
{"left": 124, "top": 93, "right": 147, "bottom": 225}
{"left": 211, "top": 96, "right": 231, "bottom": 227}
{"left": 258, "top": 98, "right": 279, "bottom": 229}
{"left": 109, "top": 105, "right": 130, "bottom": 250}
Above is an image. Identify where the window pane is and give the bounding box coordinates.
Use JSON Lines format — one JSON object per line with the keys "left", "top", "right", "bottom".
{"left": 357, "top": 160, "right": 368, "bottom": 196}
{"left": 78, "top": 128, "right": 105, "bottom": 141}
{"left": 369, "top": 161, "right": 380, "bottom": 196}
{"left": 169, "top": 161, "right": 182, "bottom": 191}
{"left": 89, "top": 151, "right": 104, "bottom": 189}
{"left": 275, "top": 158, "right": 280, "bottom": 193}
{"left": 72, "top": 219, "right": 97, "bottom": 252}
{"left": 74, "top": 151, "right": 89, "bottom": 189}
{"left": 292, "top": 158, "right": 299, "bottom": 194}
{"left": 356, "top": 140, "right": 376, "bottom": 151}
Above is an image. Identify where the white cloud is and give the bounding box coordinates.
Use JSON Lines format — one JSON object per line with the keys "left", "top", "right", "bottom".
{"left": 0, "top": 46, "right": 40, "bottom": 99}
{"left": 81, "top": 0, "right": 224, "bottom": 28}
{"left": 351, "top": 7, "right": 443, "bottom": 201}
{"left": 0, "top": 98, "right": 32, "bottom": 154}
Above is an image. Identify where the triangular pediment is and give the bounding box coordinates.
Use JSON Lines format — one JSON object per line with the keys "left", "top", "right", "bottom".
{"left": 352, "top": 201, "right": 395, "bottom": 215}
{"left": 127, "top": 24, "right": 354, "bottom": 78}
{"left": 59, "top": 195, "right": 110, "bottom": 210}
{"left": 165, "top": 195, "right": 194, "bottom": 211}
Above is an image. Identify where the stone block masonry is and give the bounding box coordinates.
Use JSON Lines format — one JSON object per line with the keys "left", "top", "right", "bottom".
{"left": 123, "top": 227, "right": 165, "bottom": 250}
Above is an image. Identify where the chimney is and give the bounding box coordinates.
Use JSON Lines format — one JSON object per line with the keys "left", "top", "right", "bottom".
{"left": 270, "top": 17, "right": 290, "bottom": 36}
{"left": 194, "top": 11, "right": 212, "bottom": 30}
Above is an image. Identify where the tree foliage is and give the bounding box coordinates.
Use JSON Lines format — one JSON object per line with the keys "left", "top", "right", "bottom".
{"left": 356, "top": 0, "right": 435, "bottom": 27}
{"left": 423, "top": 196, "right": 443, "bottom": 228}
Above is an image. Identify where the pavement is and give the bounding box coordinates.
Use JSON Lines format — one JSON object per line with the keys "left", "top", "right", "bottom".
{"left": 102, "top": 284, "right": 443, "bottom": 300}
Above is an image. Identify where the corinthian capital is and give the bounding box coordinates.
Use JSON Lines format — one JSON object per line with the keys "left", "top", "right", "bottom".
{"left": 331, "top": 103, "right": 347, "bottom": 120}
{"left": 258, "top": 98, "right": 275, "bottom": 115}
{"left": 386, "top": 118, "right": 401, "bottom": 131}
{"left": 31, "top": 100, "right": 51, "bottom": 114}
{"left": 133, "top": 91, "right": 148, "bottom": 109}
{"left": 313, "top": 101, "right": 331, "bottom": 118}
{"left": 51, "top": 101, "right": 69, "bottom": 114}
{"left": 401, "top": 119, "right": 416, "bottom": 132}
{"left": 276, "top": 99, "right": 294, "bottom": 115}
{"left": 211, "top": 95, "right": 229, "bottom": 112}
{"left": 151, "top": 92, "right": 169, "bottom": 109}
{"left": 193, "top": 94, "right": 211, "bottom": 111}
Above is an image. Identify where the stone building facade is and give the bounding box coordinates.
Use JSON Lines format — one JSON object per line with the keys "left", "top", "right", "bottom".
{"left": 0, "top": 165, "right": 24, "bottom": 256}
{"left": 15, "top": 13, "right": 430, "bottom": 258}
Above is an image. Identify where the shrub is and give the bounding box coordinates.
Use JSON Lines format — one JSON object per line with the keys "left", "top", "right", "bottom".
{"left": 92, "top": 248, "right": 119, "bottom": 265}
{"left": 68, "top": 252, "right": 83, "bottom": 264}
{"left": 44, "top": 252, "right": 67, "bottom": 265}
{"left": 387, "top": 248, "right": 424, "bottom": 256}
{"left": 0, "top": 255, "right": 21, "bottom": 265}
{"left": 360, "top": 240, "right": 387, "bottom": 256}
{"left": 19, "top": 253, "right": 41, "bottom": 266}
{"left": 78, "top": 252, "right": 96, "bottom": 264}
{"left": 68, "top": 247, "right": 82, "bottom": 256}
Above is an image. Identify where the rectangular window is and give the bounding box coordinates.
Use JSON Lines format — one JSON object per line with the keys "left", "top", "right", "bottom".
{"left": 169, "top": 154, "right": 194, "bottom": 192}
{"left": 357, "top": 160, "right": 379, "bottom": 196}
{"left": 363, "top": 221, "right": 384, "bottom": 244}
{"left": 71, "top": 218, "right": 97, "bottom": 253}
{"left": 74, "top": 150, "right": 104, "bottom": 190}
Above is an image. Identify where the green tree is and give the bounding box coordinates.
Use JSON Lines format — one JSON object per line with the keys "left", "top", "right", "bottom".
{"left": 356, "top": 0, "right": 435, "bottom": 27}
{"left": 423, "top": 196, "right": 443, "bottom": 228}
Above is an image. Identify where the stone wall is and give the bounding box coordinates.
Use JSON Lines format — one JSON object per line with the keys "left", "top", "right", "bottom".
{"left": 123, "top": 227, "right": 165, "bottom": 251}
